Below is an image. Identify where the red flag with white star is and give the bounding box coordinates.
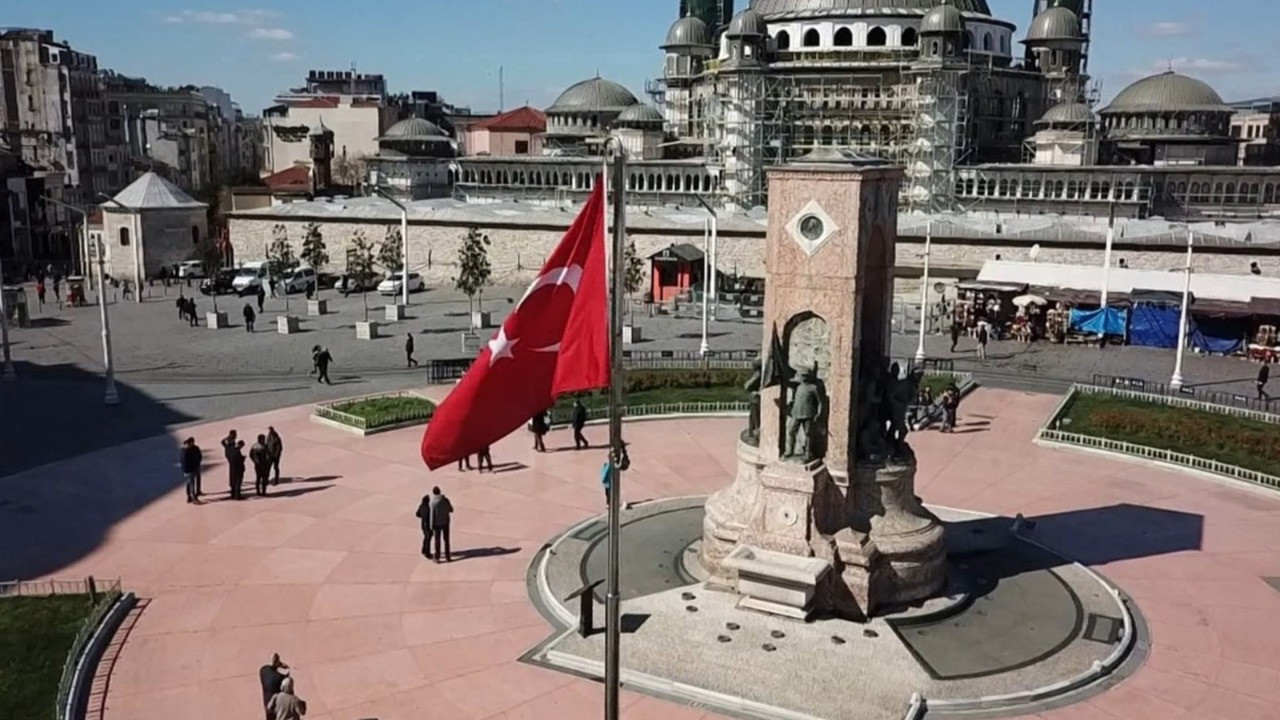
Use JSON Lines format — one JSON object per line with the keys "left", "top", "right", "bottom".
{"left": 420, "top": 179, "right": 609, "bottom": 470}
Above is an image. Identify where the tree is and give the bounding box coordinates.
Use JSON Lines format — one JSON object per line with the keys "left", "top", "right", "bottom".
{"left": 622, "top": 240, "right": 646, "bottom": 325}
{"left": 332, "top": 154, "right": 369, "bottom": 187}
{"left": 267, "top": 224, "right": 297, "bottom": 314}
{"left": 197, "top": 235, "right": 225, "bottom": 312}
{"left": 379, "top": 226, "right": 404, "bottom": 275}
{"left": 346, "top": 230, "right": 376, "bottom": 322}
{"left": 454, "top": 227, "right": 492, "bottom": 329}
{"left": 298, "top": 222, "right": 329, "bottom": 296}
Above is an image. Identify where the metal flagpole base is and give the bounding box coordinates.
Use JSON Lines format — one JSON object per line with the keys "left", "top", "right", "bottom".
{"left": 914, "top": 347, "right": 927, "bottom": 363}
{"left": 1170, "top": 373, "right": 1184, "bottom": 391}
{"left": 104, "top": 381, "right": 120, "bottom": 405}
{"left": 699, "top": 340, "right": 711, "bottom": 357}
{"left": 1, "top": 363, "right": 14, "bottom": 381}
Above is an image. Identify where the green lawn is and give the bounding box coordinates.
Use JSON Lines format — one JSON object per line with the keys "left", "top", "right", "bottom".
{"left": 1060, "top": 391, "right": 1280, "bottom": 477}
{"left": 920, "top": 374, "right": 961, "bottom": 397}
{"left": 0, "top": 595, "right": 95, "bottom": 720}
{"left": 331, "top": 395, "right": 436, "bottom": 429}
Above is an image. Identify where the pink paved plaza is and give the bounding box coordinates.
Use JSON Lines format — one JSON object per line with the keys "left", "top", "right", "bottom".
{"left": 4, "top": 387, "right": 1280, "bottom": 720}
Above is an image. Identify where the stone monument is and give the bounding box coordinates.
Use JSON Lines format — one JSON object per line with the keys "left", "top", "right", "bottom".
{"left": 703, "top": 148, "right": 946, "bottom": 620}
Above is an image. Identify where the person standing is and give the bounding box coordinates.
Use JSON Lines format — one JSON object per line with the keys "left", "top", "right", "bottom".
{"left": 221, "top": 430, "right": 238, "bottom": 493}
{"left": 259, "top": 654, "right": 290, "bottom": 720}
{"left": 256, "top": 284, "right": 266, "bottom": 314}
{"left": 266, "top": 427, "right": 283, "bottom": 484}
{"left": 949, "top": 322, "right": 962, "bottom": 354}
{"left": 223, "top": 431, "right": 246, "bottom": 500}
{"left": 175, "top": 294, "right": 186, "bottom": 321}
{"left": 314, "top": 347, "right": 333, "bottom": 385}
{"left": 266, "top": 677, "right": 306, "bottom": 720}
{"left": 187, "top": 297, "right": 198, "bottom": 327}
{"left": 1259, "top": 363, "right": 1271, "bottom": 401}
{"left": 456, "top": 454, "right": 472, "bottom": 471}
{"left": 428, "top": 486, "right": 454, "bottom": 563}
{"left": 405, "top": 333, "right": 419, "bottom": 368}
{"left": 976, "top": 322, "right": 989, "bottom": 362}
{"left": 940, "top": 388, "right": 957, "bottom": 433}
{"left": 250, "top": 434, "right": 271, "bottom": 497}
{"left": 36, "top": 278, "right": 46, "bottom": 307}
{"left": 415, "top": 493, "right": 433, "bottom": 559}
{"left": 477, "top": 445, "right": 494, "bottom": 473}
{"left": 571, "top": 400, "right": 589, "bottom": 450}
{"left": 243, "top": 304, "right": 256, "bottom": 333}
{"left": 180, "top": 437, "right": 203, "bottom": 503}
{"left": 530, "top": 411, "right": 549, "bottom": 453}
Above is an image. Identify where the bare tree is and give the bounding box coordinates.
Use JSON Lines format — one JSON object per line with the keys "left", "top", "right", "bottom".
{"left": 332, "top": 153, "right": 369, "bottom": 187}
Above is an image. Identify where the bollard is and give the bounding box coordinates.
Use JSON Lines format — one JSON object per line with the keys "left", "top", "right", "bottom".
{"left": 565, "top": 580, "right": 605, "bottom": 638}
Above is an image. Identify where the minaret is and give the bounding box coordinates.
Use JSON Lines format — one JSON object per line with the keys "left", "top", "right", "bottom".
{"left": 308, "top": 120, "right": 335, "bottom": 190}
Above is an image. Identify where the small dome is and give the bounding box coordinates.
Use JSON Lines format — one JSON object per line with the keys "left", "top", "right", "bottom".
{"left": 1101, "top": 71, "right": 1230, "bottom": 115}
{"left": 548, "top": 77, "right": 639, "bottom": 114}
{"left": 1036, "top": 102, "right": 1097, "bottom": 127}
{"left": 616, "top": 104, "right": 664, "bottom": 126}
{"left": 381, "top": 117, "right": 448, "bottom": 141}
{"left": 664, "top": 16, "right": 711, "bottom": 48}
{"left": 920, "top": 0, "right": 965, "bottom": 34}
{"left": 1024, "top": 6, "right": 1082, "bottom": 43}
{"left": 726, "top": 8, "right": 767, "bottom": 37}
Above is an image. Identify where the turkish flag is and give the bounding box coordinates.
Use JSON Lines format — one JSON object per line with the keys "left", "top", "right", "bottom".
{"left": 420, "top": 179, "right": 610, "bottom": 469}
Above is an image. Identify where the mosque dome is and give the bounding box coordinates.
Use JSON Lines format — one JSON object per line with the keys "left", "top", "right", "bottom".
{"left": 380, "top": 117, "right": 448, "bottom": 141}
{"left": 1101, "top": 71, "right": 1230, "bottom": 115}
{"left": 726, "top": 8, "right": 767, "bottom": 37}
{"left": 1024, "top": 5, "right": 1082, "bottom": 43}
{"left": 1036, "top": 102, "right": 1097, "bottom": 127}
{"left": 664, "top": 16, "right": 712, "bottom": 48}
{"left": 920, "top": 1, "right": 966, "bottom": 34}
{"left": 547, "top": 77, "right": 639, "bottom": 114}
{"left": 749, "top": 0, "right": 992, "bottom": 21}
{"left": 616, "top": 104, "right": 664, "bottom": 126}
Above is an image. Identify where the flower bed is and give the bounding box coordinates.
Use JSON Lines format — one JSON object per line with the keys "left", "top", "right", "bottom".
{"left": 553, "top": 368, "right": 752, "bottom": 421}
{"left": 314, "top": 392, "right": 436, "bottom": 435}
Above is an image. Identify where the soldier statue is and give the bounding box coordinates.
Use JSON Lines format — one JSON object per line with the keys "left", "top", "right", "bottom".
{"left": 743, "top": 359, "right": 763, "bottom": 446}
{"left": 886, "top": 368, "right": 923, "bottom": 457}
{"left": 856, "top": 361, "right": 887, "bottom": 460}
{"left": 785, "top": 367, "right": 823, "bottom": 461}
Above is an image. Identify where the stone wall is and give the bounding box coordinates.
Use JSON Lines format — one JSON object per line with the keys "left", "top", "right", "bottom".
{"left": 227, "top": 215, "right": 1280, "bottom": 287}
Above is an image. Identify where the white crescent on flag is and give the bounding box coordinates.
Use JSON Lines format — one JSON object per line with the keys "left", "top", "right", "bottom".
{"left": 487, "top": 265, "right": 586, "bottom": 365}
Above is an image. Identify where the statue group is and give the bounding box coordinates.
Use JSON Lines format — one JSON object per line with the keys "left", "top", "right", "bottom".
{"left": 854, "top": 360, "right": 922, "bottom": 463}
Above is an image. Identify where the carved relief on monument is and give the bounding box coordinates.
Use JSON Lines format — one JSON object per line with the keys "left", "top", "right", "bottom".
{"left": 782, "top": 313, "right": 830, "bottom": 463}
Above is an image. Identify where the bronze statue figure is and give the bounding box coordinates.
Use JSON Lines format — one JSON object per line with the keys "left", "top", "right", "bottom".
{"left": 785, "top": 367, "right": 823, "bottom": 462}
{"left": 743, "top": 359, "right": 763, "bottom": 446}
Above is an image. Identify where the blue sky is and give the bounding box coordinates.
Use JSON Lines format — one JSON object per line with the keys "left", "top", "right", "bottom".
{"left": 7, "top": 1, "right": 1277, "bottom": 115}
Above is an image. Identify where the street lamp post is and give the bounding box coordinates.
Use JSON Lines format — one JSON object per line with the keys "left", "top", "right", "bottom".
{"left": 45, "top": 196, "right": 117, "bottom": 404}
{"left": 1098, "top": 203, "right": 1116, "bottom": 339}
{"left": 1170, "top": 229, "right": 1194, "bottom": 391}
{"left": 915, "top": 222, "right": 933, "bottom": 363}
{"left": 692, "top": 195, "right": 718, "bottom": 322}
{"left": 98, "top": 194, "right": 142, "bottom": 304}
{"left": 372, "top": 186, "right": 411, "bottom": 307}
{"left": 699, "top": 218, "right": 710, "bottom": 357}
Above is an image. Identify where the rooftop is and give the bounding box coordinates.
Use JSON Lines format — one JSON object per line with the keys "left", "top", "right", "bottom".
{"left": 109, "top": 171, "right": 207, "bottom": 210}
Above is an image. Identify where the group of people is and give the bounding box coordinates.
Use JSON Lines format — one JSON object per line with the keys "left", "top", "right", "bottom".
{"left": 176, "top": 295, "right": 200, "bottom": 327}
{"left": 527, "top": 400, "right": 592, "bottom": 454}
{"left": 214, "top": 428, "right": 284, "bottom": 501}
{"left": 415, "top": 486, "right": 455, "bottom": 563}
{"left": 259, "top": 654, "right": 306, "bottom": 720}
{"left": 310, "top": 346, "right": 334, "bottom": 385}
{"left": 949, "top": 320, "right": 991, "bottom": 361}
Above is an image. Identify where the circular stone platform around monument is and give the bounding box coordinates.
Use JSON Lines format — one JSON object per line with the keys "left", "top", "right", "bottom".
{"left": 527, "top": 498, "right": 1146, "bottom": 720}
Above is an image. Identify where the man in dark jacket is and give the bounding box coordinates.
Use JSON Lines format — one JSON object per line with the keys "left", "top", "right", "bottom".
{"left": 405, "top": 333, "right": 418, "bottom": 368}
{"left": 223, "top": 432, "right": 246, "bottom": 500}
{"left": 221, "top": 430, "right": 238, "bottom": 495}
{"left": 315, "top": 347, "right": 333, "bottom": 385}
{"left": 265, "top": 427, "right": 283, "bottom": 484}
{"left": 571, "top": 399, "right": 589, "bottom": 449}
{"left": 250, "top": 434, "right": 271, "bottom": 497}
{"left": 1259, "top": 363, "right": 1271, "bottom": 401}
{"left": 428, "top": 486, "right": 454, "bottom": 563}
{"left": 180, "top": 437, "right": 203, "bottom": 503}
{"left": 243, "top": 303, "right": 256, "bottom": 333}
{"left": 415, "top": 494, "right": 433, "bottom": 559}
{"left": 256, "top": 284, "right": 266, "bottom": 314}
{"left": 259, "top": 653, "right": 290, "bottom": 720}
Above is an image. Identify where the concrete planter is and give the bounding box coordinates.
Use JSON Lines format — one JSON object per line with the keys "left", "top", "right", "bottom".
{"left": 460, "top": 332, "right": 482, "bottom": 354}
{"left": 471, "top": 311, "right": 492, "bottom": 330}
{"left": 385, "top": 304, "right": 406, "bottom": 322}
{"left": 277, "top": 315, "right": 300, "bottom": 335}
{"left": 205, "top": 311, "right": 228, "bottom": 329}
{"left": 623, "top": 325, "right": 643, "bottom": 345}
{"left": 356, "top": 320, "right": 380, "bottom": 340}
{"left": 307, "top": 299, "right": 328, "bottom": 316}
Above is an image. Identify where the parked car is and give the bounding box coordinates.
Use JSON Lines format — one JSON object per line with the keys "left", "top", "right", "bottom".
{"left": 200, "top": 269, "right": 238, "bottom": 296}
{"left": 338, "top": 273, "right": 379, "bottom": 296}
{"left": 231, "top": 262, "right": 269, "bottom": 296}
{"left": 177, "top": 260, "right": 205, "bottom": 279}
{"left": 317, "top": 272, "right": 340, "bottom": 291}
{"left": 377, "top": 271, "right": 426, "bottom": 296}
{"left": 281, "top": 266, "right": 316, "bottom": 295}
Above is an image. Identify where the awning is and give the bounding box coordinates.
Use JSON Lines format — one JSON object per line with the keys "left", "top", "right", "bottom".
{"left": 1130, "top": 289, "right": 1184, "bottom": 305}
{"left": 956, "top": 280, "right": 1027, "bottom": 293}
{"left": 1251, "top": 297, "right": 1280, "bottom": 316}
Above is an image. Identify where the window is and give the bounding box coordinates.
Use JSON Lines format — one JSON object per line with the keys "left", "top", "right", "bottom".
{"left": 983, "top": 32, "right": 993, "bottom": 51}
{"left": 775, "top": 30, "right": 791, "bottom": 50}
{"left": 119, "top": 227, "right": 131, "bottom": 246}
{"left": 867, "top": 27, "right": 887, "bottom": 47}
{"left": 803, "top": 29, "right": 820, "bottom": 47}
{"left": 963, "top": 32, "right": 972, "bottom": 50}
{"left": 834, "top": 28, "right": 853, "bottom": 47}
{"left": 515, "top": 140, "right": 529, "bottom": 154}
{"left": 191, "top": 226, "right": 200, "bottom": 245}
{"left": 902, "top": 28, "right": 918, "bottom": 47}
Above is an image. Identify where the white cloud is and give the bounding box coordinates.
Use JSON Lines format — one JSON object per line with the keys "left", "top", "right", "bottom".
{"left": 270, "top": 52, "right": 299, "bottom": 63}
{"left": 249, "top": 27, "right": 295, "bottom": 40}
{"left": 163, "top": 9, "right": 279, "bottom": 26}
{"left": 1144, "top": 21, "right": 1191, "bottom": 37}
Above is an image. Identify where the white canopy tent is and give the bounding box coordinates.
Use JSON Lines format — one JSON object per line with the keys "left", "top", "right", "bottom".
{"left": 976, "top": 261, "right": 1280, "bottom": 305}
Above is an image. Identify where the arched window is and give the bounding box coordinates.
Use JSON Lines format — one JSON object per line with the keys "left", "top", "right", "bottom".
{"left": 803, "top": 29, "right": 820, "bottom": 47}
{"left": 119, "top": 226, "right": 130, "bottom": 246}
{"left": 821, "top": 125, "right": 834, "bottom": 145}
{"left": 191, "top": 226, "right": 199, "bottom": 245}
{"left": 867, "top": 27, "right": 887, "bottom": 47}
{"left": 834, "top": 27, "right": 853, "bottom": 47}
{"left": 1000, "top": 34, "right": 1009, "bottom": 54}
{"left": 902, "top": 28, "right": 918, "bottom": 47}
{"left": 930, "top": 39, "right": 941, "bottom": 55}
{"left": 982, "top": 32, "right": 993, "bottom": 51}
{"left": 963, "top": 32, "right": 973, "bottom": 50}
{"left": 776, "top": 30, "right": 791, "bottom": 50}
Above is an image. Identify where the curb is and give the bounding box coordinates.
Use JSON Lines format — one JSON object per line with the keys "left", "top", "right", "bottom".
{"left": 62, "top": 592, "right": 137, "bottom": 720}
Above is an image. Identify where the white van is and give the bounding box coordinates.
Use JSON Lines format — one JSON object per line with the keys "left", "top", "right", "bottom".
{"left": 281, "top": 266, "right": 316, "bottom": 295}
{"left": 231, "top": 261, "right": 269, "bottom": 295}
{"left": 177, "top": 260, "right": 205, "bottom": 279}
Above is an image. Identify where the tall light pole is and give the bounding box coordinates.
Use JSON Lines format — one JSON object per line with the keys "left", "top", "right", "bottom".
{"left": 692, "top": 195, "right": 718, "bottom": 322}
{"left": 699, "top": 218, "right": 710, "bottom": 357}
{"left": 1, "top": 192, "right": 16, "bottom": 380}
{"left": 372, "top": 186, "right": 410, "bottom": 307}
{"left": 1098, "top": 203, "right": 1116, "bottom": 337}
{"left": 98, "top": 194, "right": 142, "bottom": 304}
{"left": 1170, "top": 228, "right": 1194, "bottom": 391}
{"left": 915, "top": 222, "right": 933, "bottom": 363}
{"left": 44, "top": 196, "right": 117, "bottom": 404}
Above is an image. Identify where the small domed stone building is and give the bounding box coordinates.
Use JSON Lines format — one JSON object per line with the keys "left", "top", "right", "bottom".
{"left": 367, "top": 117, "right": 458, "bottom": 199}
{"left": 1099, "top": 70, "right": 1237, "bottom": 166}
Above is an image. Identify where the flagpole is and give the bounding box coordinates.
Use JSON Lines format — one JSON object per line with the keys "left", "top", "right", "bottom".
{"left": 604, "top": 139, "right": 628, "bottom": 720}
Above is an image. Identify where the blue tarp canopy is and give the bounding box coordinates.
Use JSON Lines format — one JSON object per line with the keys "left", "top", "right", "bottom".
{"left": 1129, "top": 303, "right": 1180, "bottom": 349}
{"left": 1070, "top": 307, "right": 1129, "bottom": 336}
{"left": 1189, "top": 316, "right": 1245, "bottom": 355}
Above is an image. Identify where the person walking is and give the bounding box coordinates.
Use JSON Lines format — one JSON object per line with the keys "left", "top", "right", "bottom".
{"left": 456, "top": 454, "right": 472, "bottom": 471}
{"left": 477, "top": 445, "right": 494, "bottom": 473}
{"left": 243, "top": 304, "right": 256, "bottom": 333}
{"left": 428, "top": 486, "right": 454, "bottom": 563}
{"left": 405, "top": 333, "right": 419, "bottom": 368}
{"left": 52, "top": 276, "right": 61, "bottom": 308}
{"left": 314, "top": 347, "right": 333, "bottom": 385}
{"left": 256, "top": 284, "right": 266, "bottom": 314}
{"left": 415, "top": 494, "right": 433, "bottom": 559}
{"left": 180, "top": 437, "right": 203, "bottom": 503}
{"left": 175, "top": 294, "right": 186, "bottom": 321}
{"left": 949, "top": 322, "right": 962, "bottom": 353}
{"left": 187, "top": 297, "right": 198, "bottom": 327}
{"left": 976, "top": 322, "right": 989, "bottom": 362}
{"left": 571, "top": 400, "right": 589, "bottom": 450}
{"left": 530, "top": 411, "right": 549, "bottom": 453}
{"left": 1259, "top": 363, "right": 1271, "bottom": 401}
{"left": 250, "top": 434, "right": 271, "bottom": 497}
{"left": 259, "top": 653, "right": 290, "bottom": 720}
{"left": 36, "top": 278, "right": 46, "bottom": 308}
{"left": 265, "top": 677, "right": 306, "bottom": 720}
{"left": 266, "top": 427, "right": 283, "bottom": 484}
{"left": 940, "top": 388, "right": 958, "bottom": 433}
